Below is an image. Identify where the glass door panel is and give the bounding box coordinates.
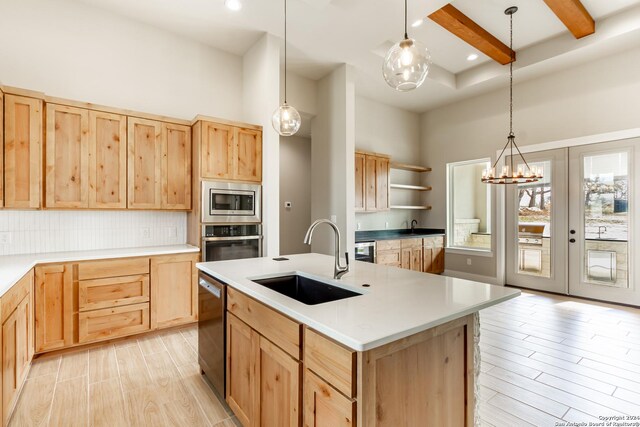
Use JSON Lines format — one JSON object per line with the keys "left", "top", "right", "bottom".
{"left": 506, "top": 149, "right": 567, "bottom": 293}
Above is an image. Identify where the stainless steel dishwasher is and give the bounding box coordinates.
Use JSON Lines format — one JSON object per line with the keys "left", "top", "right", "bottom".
{"left": 198, "top": 272, "right": 226, "bottom": 397}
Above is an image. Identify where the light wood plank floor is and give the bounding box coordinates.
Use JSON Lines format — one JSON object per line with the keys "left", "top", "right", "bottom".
{"left": 9, "top": 327, "right": 239, "bottom": 427}
{"left": 9, "top": 291, "right": 640, "bottom": 426}
{"left": 479, "top": 290, "right": 640, "bottom": 426}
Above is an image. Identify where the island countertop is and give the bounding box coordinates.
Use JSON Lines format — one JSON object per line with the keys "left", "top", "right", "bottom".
{"left": 197, "top": 253, "right": 519, "bottom": 351}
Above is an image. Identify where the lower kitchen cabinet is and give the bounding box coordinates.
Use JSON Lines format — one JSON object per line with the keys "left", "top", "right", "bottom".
{"left": 401, "top": 239, "right": 423, "bottom": 272}
{"left": 304, "top": 370, "right": 355, "bottom": 427}
{"left": 423, "top": 236, "right": 445, "bottom": 274}
{"left": 150, "top": 253, "right": 198, "bottom": 329}
{"left": 376, "top": 236, "right": 445, "bottom": 274}
{"left": 226, "top": 313, "right": 301, "bottom": 427}
{"left": 78, "top": 303, "right": 150, "bottom": 344}
{"left": 1, "top": 270, "right": 34, "bottom": 424}
{"left": 375, "top": 240, "right": 401, "bottom": 268}
{"left": 34, "top": 264, "right": 74, "bottom": 353}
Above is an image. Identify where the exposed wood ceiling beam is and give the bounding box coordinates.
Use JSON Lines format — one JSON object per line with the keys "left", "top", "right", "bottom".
{"left": 428, "top": 4, "right": 515, "bottom": 65}
{"left": 543, "top": 0, "right": 595, "bottom": 39}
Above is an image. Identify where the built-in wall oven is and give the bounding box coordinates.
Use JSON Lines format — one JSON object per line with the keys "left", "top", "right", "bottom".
{"left": 202, "top": 181, "right": 261, "bottom": 223}
{"left": 202, "top": 224, "right": 263, "bottom": 262}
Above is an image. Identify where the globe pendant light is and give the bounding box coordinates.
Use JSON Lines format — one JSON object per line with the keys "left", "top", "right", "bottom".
{"left": 272, "top": 0, "right": 301, "bottom": 136}
{"left": 482, "top": 7, "right": 542, "bottom": 185}
{"left": 382, "top": 0, "right": 431, "bottom": 91}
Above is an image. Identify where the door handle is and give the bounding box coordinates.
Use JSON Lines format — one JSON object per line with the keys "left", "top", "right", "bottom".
{"left": 569, "top": 238, "right": 576, "bottom": 243}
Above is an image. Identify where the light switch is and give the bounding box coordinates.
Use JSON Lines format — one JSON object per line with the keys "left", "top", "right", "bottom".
{"left": 330, "top": 215, "right": 337, "bottom": 223}
{"left": 467, "top": 258, "right": 472, "bottom": 266}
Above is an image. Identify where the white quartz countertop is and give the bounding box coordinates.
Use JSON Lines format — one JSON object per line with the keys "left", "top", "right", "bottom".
{"left": 0, "top": 244, "right": 200, "bottom": 297}
{"left": 197, "top": 253, "right": 520, "bottom": 351}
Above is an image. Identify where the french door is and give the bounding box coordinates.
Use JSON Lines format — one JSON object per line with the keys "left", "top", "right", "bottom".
{"left": 505, "top": 139, "right": 640, "bottom": 306}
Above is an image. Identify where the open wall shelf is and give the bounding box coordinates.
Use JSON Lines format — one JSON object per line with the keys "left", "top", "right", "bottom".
{"left": 390, "top": 162, "right": 432, "bottom": 173}
{"left": 390, "top": 184, "right": 432, "bottom": 191}
{"left": 390, "top": 205, "right": 433, "bottom": 210}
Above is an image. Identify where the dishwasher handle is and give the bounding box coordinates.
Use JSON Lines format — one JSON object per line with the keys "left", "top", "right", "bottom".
{"left": 199, "top": 277, "right": 222, "bottom": 298}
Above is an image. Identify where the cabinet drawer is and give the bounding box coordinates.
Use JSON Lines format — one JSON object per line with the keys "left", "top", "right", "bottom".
{"left": 401, "top": 238, "right": 422, "bottom": 249}
{"left": 78, "top": 303, "right": 150, "bottom": 344}
{"left": 305, "top": 328, "right": 356, "bottom": 398}
{"left": 227, "top": 287, "right": 301, "bottom": 359}
{"left": 423, "top": 236, "right": 445, "bottom": 249}
{"left": 78, "top": 257, "right": 150, "bottom": 280}
{"left": 304, "top": 370, "right": 356, "bottom": 427}
{"left": 79, "top": 274, "right": 150, "bottom": 312}
{"left": 376, "top": 250, "right": 401, "bottom": 267}
{"left": 376, "top": 240, "right": 401, "bottom": 251}
{"left": 2, "top": 270, "right": 32, "bottom": 323}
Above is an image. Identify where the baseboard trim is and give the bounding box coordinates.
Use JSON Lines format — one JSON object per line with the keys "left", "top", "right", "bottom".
{"left": 443, "top": 269, "right": 501, "bottom": 286}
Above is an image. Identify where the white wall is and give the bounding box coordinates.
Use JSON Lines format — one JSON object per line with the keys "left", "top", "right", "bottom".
{"left": 421, "top": 45, "right": 640, "bottom": 279}
{"left": 243, "top": 34, "right": 281, "bottom": 257}
{"left": 279, "top": 136, "right": 312, "bottom": 255}
{"left": 355, "top": 96, "right": 422, "bottom": 231}
{"left": 0, "top": 211, "right": 185, "bottom": 256}
{"left": 0, "top": 0, "right": 244, "bottom": 121}
{"left": 310, "top": 65, "right": 355, "bottom": 256}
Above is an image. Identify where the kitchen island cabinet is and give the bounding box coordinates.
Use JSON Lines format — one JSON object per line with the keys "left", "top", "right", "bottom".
{"left": 198, "top": 253, "right": 519, "bottom": 426}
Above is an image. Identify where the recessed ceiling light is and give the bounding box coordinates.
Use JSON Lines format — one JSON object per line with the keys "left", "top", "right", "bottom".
{"left": 467, "top": 53, "right": 479, "bottom": 61}
{"left": 411, "top": 19, "right": 424, "bottom": 28}
{"left": 225, "top": 0, "right": 242, "bottom": 11}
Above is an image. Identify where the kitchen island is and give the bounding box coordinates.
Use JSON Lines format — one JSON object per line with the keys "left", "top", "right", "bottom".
{"left": 197, "top": 253, "right": 519, "bottom": 426}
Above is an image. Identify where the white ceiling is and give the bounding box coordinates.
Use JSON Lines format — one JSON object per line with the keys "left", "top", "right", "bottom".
{"left": 73, "top": 0, "right": 640, "bottom": 112}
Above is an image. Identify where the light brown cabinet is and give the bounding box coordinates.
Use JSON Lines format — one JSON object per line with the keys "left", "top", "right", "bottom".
{"left": 34, "top": 264, "right": 74, "bottom": 353}
{"left": 127, "top": 117, "right": 163, "bottom": 209}
{"left": 0, "top": 88, "right": 4, "bottom": 207}
{"left": 198, "top": 120, "right": 262, "bottom": 183}
{"left": 1, "top": 270, "right": 33, "bottom": 423}
{"left": 375, "top": 239, "right": 402, "bottom": 268}
{"left": 45, "top": 104, "right": 90, "bottom": 208}
{"left": 423, "top": 236, "right": 445, "bottom": 274}
{"left": 304, "top": 370, "right": 355, "bottom": 427}
{"left": 88, "top": 111, "right": 127, "bottom": 209}
{"left": 162, "top": 123, "right": 192, "bottom": 210}
{"left": 355, "top": 150, "right": 390, "bottom": 212}
{"left": 4, "top": 94, "right": 43, "bottom": 209}
{"left": 401, "top": 238, "right": 423, "bottom": 272}
{"left": 150, "top": 253, "right": 198, "bottom": 329}
{"left": 226, "top": 313, "right": 300, "bottom": 427}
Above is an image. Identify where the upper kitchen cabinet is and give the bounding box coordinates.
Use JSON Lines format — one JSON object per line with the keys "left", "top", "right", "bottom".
{"left": 45, "top": 104, "right": 90, "bottom": 208}
{"left": 127, "top": 117, "right": 163, "bottom": 209}
{"left": 195, "top": 118, "right": 262, "bottom": 183}
{"left": 162, "top": 123, "right": 192, "bottom": 210}
{"left": 89, "top": 111, "right": 127, "bottom": 209}
{"left": 4, "top": 94, "right": 43, "bottom": 209}
{"left": 233, "top": 128, "right": 262, "bottom": 183}
{"left": 0, "top": 88, "right": 3, "bottom": 207}
{"left": 355, "top": 150, "right": 390, "bottom": 212}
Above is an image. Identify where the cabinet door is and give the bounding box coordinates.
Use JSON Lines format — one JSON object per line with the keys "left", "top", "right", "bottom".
{"left": 227, "top": 314, "right": 258, "bottom": 427}
{"left": 4, "top": 94, "right": 42, "bottom": 208}
{"left": 150, "top": 254, "right": 197, "bottom": 329}
{"left": 376, "top": 157, "right": 390, "bottom": 210}
{"left": 376, "top": 249, "right": 401, "bottom": 268}
{"left": 354, "top": 153, "right": 365, "bottom": 211}
{"left": 423, "top": 247, "right": 434, "bottom": 273}
{"left": 0, "top": 88, "right": 4, "bottom": 207}
{"left": 89, "top": 111, "right": 127, "bottom": 209}
{"left": 410, "top": 247, "right": 423, "bottom": 272}
{"left": 201, "top": 122, "right": 234, "bottom": 179}
{"left": 128, "top": 117, "right": 162, "bottom": 209}
{"left": 401, "top": 248, "right": 412, "bottom": 270}
{"left": 234, "top": 128, "right": 262, "bottom": 183}
{"left": 45, "top": 104, "right": 90, "bottom": 208}
{"left": 34, "top": 264, "right": 74, "bottom": 352}
{"left": 364, "top": 156, "right": 377, "bottom": 211}
{"left": 259, "top": 336, "right": 300, "bottom": 427}
{"left": 431, "top": 247, "right": 445, "bottom": 274}
{"left": 2, "top": 296, "right": 30, "bottom": 420}
{"left": 304, "top": 370, "right": 355, "bottom": 427}
{"left": 162, "top": 123, "right": 192, "bottom": 210}
{"left": 78, "top": 303, "right": 149, "bottom": 344}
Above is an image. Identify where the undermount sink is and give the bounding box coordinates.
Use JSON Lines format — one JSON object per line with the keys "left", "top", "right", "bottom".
{"left": 251, "top": 274, "right": 362, "bottom": 305}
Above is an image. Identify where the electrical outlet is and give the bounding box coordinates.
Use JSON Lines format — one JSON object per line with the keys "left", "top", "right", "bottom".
{"left": 142, "top": 228, "right": 151, "bottom": 240}
{"left": 330, "top": 215, "right": 337, "bottom": 223}
{"left": 467, "top": 258, "right": 472, "bottom": 266}
{"left": 385, "top": 222, "right": 389, "bottom": 229}
{"left": 357, "top": 222, "right": 361, "bottom": 231}
{"left": 0, "top": 232, "right": 11, "bottom": 244}
{"left": 284, "top": 201, "right": 292, "bottom": 209}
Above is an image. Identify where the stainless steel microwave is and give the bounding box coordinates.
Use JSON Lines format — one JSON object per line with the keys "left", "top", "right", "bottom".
{"left": 201, "top": 181, "right": 261, "bottom": 223}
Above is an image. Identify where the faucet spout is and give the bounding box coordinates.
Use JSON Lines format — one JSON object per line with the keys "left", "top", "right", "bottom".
{"left": 303, "top": 219, "right": 350, "bottom": 279}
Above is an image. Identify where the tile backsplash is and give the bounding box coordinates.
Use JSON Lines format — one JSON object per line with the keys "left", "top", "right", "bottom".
{"left": 0, "top": 210, "right": 187, "bottom": 256}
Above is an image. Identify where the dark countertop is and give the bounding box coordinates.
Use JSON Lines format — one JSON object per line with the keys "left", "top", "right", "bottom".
{"left": 355, "top": 228, "right": 445, "bottom": 243}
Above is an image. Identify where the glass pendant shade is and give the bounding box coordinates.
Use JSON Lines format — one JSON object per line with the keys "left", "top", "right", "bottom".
{"left": 383, "top": 38, "right": 431, "bottom": 91}
{"left": 272, "top": 103, "right": 301, "bottom": 136}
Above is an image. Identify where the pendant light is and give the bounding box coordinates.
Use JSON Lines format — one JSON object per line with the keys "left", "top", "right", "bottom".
{"left": 482, "top": 7, "right": 542, "bottom": 185}
{"left": 272, "top": 0, "right": 301, "bottom": 136}
{"left": 382, "top": 0, "right": 431, "bottom": 92}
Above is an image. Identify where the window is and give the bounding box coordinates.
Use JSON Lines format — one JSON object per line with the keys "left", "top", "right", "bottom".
{"left": 447, "top": 159, "right": 492, "bottom": 252}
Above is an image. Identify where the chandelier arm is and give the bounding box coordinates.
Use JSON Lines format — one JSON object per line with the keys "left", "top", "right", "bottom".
{"left": 404, "top": 0, "right": 408, "bottom": 39}
{"left": 512, "top": 140, "right": 535, "bottom": 172}
{"left": 491, "top": 137, "right": 513, "bottom": 170}
{"left": 284, "top": 0, "right": 287, "bottom": 103}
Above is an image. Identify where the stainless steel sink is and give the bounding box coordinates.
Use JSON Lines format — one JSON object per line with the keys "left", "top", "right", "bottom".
{"left": 251, "top": 274, "right": 362, "bottom": 305}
